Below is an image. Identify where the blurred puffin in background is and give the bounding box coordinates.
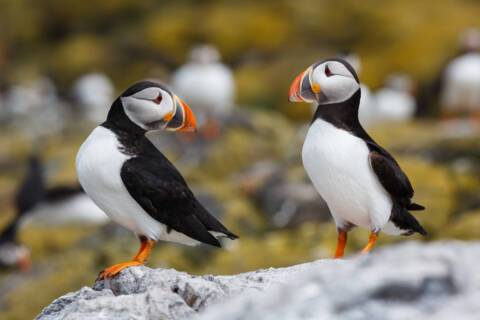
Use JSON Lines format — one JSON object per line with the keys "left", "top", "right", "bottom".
{"left": 172, "top": 45, "right": 235, "bottom": 139}
{"left": 374, "top": 73, "right": 417, "bottom": 123}
{"left": 289, "top": 58, "right": 426, "bottom": 258}
{"left": 0, "top": 156, "right": 42, "bottom": 271}
{"left": 76, "top": 81, "right": 237, "bottom": 279}
{"left": 3, "top": 77, "right": 66, "bottom": 138}
{"left": 0, "top": 155, "right": 108, "bottom": 271}
{"left": 439, "top": 28, "right": 480, "bottom": 121}
{"left": 72, "top": 72, "right": 115, "bottom": 125}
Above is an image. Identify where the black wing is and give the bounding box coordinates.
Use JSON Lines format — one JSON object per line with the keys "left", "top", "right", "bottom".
{"left": 120, "top": 155, "right": 237, "bottom": 247}
{"left": 368, "top": 145, "right": 424, "bottom": 211}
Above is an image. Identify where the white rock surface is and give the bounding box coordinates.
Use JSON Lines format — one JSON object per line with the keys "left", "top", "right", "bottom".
{"left": 36, "top": 241, "right": 480, "bottom": 320}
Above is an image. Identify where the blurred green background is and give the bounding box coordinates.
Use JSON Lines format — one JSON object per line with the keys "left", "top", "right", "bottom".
{"left": 1, "top": 0, "right": 480, "bottom": 319}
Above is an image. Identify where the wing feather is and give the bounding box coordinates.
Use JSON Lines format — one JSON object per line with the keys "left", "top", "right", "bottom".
{"left": 121, "top": 156, "right": 237, "bottom": 247}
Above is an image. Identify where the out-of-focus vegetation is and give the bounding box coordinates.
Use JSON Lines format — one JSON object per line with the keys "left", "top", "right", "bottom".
{"left": 1, "top": 0, "right": 480, "bottom": 118}
{"left": 1, "top": 1, "right": 480, "bottom": 319}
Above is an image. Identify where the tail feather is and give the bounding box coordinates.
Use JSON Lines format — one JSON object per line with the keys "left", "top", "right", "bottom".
{"left": 390, "top": 204, "right": 427, "bottom": 236}
{"left": 195, "top": 203, "right": 238, "bottom": 241}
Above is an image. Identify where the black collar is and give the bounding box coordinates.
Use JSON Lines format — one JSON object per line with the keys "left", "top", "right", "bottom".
{"left": 311, "top": 89, "right": 373, "bottom": 142}
{"left": 101, "top": 99, "right": 151, "bottom": 156}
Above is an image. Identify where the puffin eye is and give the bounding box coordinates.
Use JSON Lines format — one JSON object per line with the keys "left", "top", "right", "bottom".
{"left": 325, "top": 65, "right": 333, "bottom": 77}
{"left": 153, "top": 93, "right": 163, "bottom": 104}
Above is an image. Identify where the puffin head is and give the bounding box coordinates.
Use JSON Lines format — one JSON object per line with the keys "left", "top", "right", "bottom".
{"left": 119, "top": 81, "right": 197, "bottom": 133}
{"left": 288, "top": 58, "right": 360, "bottom": 105}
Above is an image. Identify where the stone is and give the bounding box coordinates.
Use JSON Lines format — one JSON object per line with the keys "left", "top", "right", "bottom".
{"left": 36, "top": 241, "right": 480, "bottom": 320}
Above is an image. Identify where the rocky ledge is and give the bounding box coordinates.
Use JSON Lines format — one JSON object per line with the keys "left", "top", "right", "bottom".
{"left": 36, "top": 241, "right": 480, "bottom": 320}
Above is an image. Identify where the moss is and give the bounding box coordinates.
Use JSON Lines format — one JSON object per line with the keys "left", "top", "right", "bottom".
{"left": 445, "top": 210, "right": 480, "bottom": 240}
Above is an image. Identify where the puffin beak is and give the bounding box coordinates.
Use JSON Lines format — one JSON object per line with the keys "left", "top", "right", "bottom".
{"left": 288, "top": 66, "right": 318, "bottom": 103}
{"left": 178, "top": 98, "right": 197, "bottom": 132}
{"left": 164, "top": 96, "right": 197, "bottom": 132}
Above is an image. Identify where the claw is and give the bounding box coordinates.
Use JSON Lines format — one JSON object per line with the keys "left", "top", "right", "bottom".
{"left": 97, "top": 261, "right": 143, "bottom": 280}
{"left": 96, "top": 237, "right": 155, "bottom": 281}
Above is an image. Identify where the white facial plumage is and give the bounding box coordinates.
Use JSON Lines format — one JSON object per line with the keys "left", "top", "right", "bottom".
{"left": 311, "top": 61, "right": 360, "bottom": 104}
{"left": 120, "top": 87, "right": 174, "bottom": 130}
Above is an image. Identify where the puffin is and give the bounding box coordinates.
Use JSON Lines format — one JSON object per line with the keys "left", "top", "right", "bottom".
{"left": 72, "top": 72, "right": 115, "bottom": 124}
{"left": 171, "top": 45, "right": 235, "bottom": 138}
{"left": 419, "top": 28, "right": 480, "bottom": 119}
{"left": 0, "top": 156, "right": 42, "bottom": 271}
{"left": 4, "top": 77, "right": 66, "bottom": 137}
{"left": 288, "top": 58, "right": 426, "bottom": 258}
{"left": 76, "top": 81, "right": 238, "bottom": 279}
{"left": 374, "top": 73, "right": 417, "bottom": 123}
{"left": 439, "top": 29, "right": 480, "bottom": 119}
{"left": 5, "top": 155, "right": 108, "bottom": 226}
{"left": 0, "top": 155, "right": 108, "bottom": 271}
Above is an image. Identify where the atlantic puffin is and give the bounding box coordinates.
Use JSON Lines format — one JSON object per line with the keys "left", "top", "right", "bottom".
{"left": 76, "top": 81, "right": 238, "bottom": 279}
{"left": 0, "top": 156, "right": 42, "bottom": 271}
{"left": 439, "top": 28, "right": 480, "bottom": 118}
{"left": 375, "top": 73, "right": 417, "bottom": 123}
{"left": 288, "top": 58, "right": 426, "bottom": 258}
{"left": 0, "top": 155, "right": 108, "bottom": 271}
{"left": 4, "top": 77, "right": 66, "bottom": 137}
{"left": 5, "top": 155, "right": 108, "bottom": 226}
{"left": 172, "top": 45, "right": 235, "bottom": 138}
{"left": 72, "top": 72, "right": 114, "bottom": 124}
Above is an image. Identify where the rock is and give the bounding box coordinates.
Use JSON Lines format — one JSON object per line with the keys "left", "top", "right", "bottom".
{"left": 36, "top": 241, "right": 480, "bottom": 320}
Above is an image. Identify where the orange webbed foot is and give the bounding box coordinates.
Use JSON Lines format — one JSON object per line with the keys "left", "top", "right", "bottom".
{"left": 97, "top": 261, "right": 143, "bottom": 280}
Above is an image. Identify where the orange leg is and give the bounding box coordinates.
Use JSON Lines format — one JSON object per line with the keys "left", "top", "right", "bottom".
{"left": 361, "top": 232, "right": 379, "bottom": 254}
{"left": 334, "top": 229, "right": 348, "bottom": 259}
{"left": 98, "top": 237, "right": 155, "bottom": 280}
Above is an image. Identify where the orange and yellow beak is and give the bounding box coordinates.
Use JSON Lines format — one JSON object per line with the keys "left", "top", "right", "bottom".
{"left": 164, "top": 96, "right": 197, "bottom": 133}
{"left": 288, "top": 66, "right": 319, "bottom": 103}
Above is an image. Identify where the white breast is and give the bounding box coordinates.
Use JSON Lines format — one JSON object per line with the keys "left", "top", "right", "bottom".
{"left": 76, "top": 126, "right": 199, "bottom": 245}
{"left": 302, "top": 119, "right": 392, "bottom": 231}
{"left": 76, "top": 127, "right": 160, "bottom": 238}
